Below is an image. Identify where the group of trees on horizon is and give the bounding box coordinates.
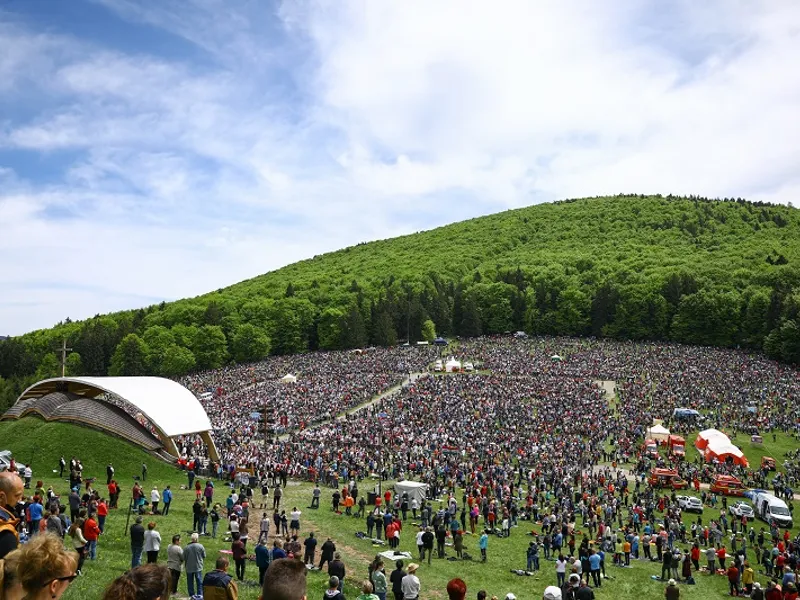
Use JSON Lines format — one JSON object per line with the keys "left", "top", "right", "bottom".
{"left": 1, "top": 194, "right": 799, "bottom": 411}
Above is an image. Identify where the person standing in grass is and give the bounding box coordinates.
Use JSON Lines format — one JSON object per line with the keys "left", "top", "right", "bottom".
{"left": 83, "top": 512, "right": 100, "bottom": 560}
{"left": 183, "top": 532, "right": 206, "bottom": 598}
{"left": 130, "top": 516, "right": 145, "bottom": 568}
{"left": 232, "top": 532, "right": 247, "bottom": 581}
{"left": 67, "top": 518, "right": 87, "bottom": 575}
{"left": 143, "top": 522, "right": 161, "bottom": 564}
{"left": 371, "top": 560, "right": 387, "bottom": 600}
{"left": 96, "top": 498, "right": 108, "bottom": 532}
{"left": 400, "top": 564, "right": 420, "bottom": 600}
{"left": 479, "top": 530, "right": 489, "bottom": 563}
{"left": 162, "top": 485, "right": 172, "bottom": 516}
{"left": 390, "top": 560, "right": 406, "bottom": 600}
{"left": 167, "top": 534, "right": 183, "bottom": 596}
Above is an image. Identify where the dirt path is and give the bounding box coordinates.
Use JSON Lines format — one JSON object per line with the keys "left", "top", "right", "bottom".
{"left": 596, "top": 380, "right": 617, "bottom": 409}
{"left": 276, "top": 372, "right": 426, "bottom": 441}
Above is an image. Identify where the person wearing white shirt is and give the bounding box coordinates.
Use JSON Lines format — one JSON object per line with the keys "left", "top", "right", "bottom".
{"left": 290, "top": 508, "right": 302, "bottom": 536}
{"left": 401, "top": 564, "right": 420, "bottom": 600}
{"left": 151, "top": 487, "right": 161, "bottom": 514}
{"left": 144, "top": 522, "right": 162, "bottom": 564}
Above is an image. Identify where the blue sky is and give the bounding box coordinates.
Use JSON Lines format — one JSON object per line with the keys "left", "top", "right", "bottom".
{"left": 1, "top": 0, "right": 798, "bottom": 336}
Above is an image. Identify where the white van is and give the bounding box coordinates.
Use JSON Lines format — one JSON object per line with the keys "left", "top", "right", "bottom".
{"left": 754, "top": 492, "right": 793, "bottom": 528}
{"left": 199, "top": 391, "right": 213, "bottom": 401}
{"left": 434, "top": 360, "right": 443, "bottom": 372}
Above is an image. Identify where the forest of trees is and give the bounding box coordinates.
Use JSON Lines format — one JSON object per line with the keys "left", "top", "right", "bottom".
{"left": 1, "top": 194, "right": 799, "bottom": 411}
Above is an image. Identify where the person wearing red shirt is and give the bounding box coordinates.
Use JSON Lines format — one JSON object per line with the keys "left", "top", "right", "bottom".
{"left": 727, "top": 564, "right": 739, "bottom": 596}
{"left": 690, "top": 544, "right": 700, "bottom": 570}
{"left": 717, "top": 545, "right": 727, "bottom": 570}
{"left": 107, "top": 480, "right": 118, "bottom": 509}
{"left": 231, "top": 532, "right": 246, "bottom": 581}
{"left": 765, "top": 581, "right": 782, "bottom": 600}
{"left": 97, "top": 499, "right": 109, "bottom": 532}
{"left": 83, "top": 515, "right": 100, "bottom": 560}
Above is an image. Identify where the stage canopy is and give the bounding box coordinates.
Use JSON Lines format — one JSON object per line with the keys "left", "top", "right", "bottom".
{"left": 14, "top": 376, "right": 218, "bottom": 461}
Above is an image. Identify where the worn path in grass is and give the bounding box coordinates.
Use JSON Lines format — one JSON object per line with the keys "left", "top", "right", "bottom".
{"left": 278, "top": 371, "right": 426, "bottom": 441}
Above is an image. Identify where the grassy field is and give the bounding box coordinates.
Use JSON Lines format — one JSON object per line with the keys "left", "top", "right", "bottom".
{"left": 1, "top": 418, "right": 798, "bottom": 600}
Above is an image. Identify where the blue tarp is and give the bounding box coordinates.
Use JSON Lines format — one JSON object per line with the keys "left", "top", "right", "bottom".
{"left": 673, "top": 408, "right": 701, "bottom": 419}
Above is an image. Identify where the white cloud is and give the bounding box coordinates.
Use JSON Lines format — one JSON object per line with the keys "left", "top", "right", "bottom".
{"left": 1, "top": 0, "right": 799, "bottom": 334}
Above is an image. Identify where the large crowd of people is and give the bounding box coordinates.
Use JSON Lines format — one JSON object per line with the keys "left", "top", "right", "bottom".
{"left": 2, "top": 335, "right": 800, "bottom": 599}
{"left": 176, "top": 335, "right": 800, "bottom": 597}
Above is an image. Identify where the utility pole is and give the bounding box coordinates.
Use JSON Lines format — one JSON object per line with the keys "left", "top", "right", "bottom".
{"left": 263, "top": 403, "right": 276, "bottom": 453}
{"left": 57, "top": 339, "right": 72, "bottom": 377}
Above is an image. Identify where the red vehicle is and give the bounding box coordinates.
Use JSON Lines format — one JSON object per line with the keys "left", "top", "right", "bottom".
{"left": 648, "top": 468, "right": 689, "bottom": 490}
{"left": 667, "top": 435, "right": 686, "bottom": 458}
{"left": 709, "top": 474, "right": 747, "bottom": 496}
{"left": 642, "top": 439, "right": 659, "bottom": 459}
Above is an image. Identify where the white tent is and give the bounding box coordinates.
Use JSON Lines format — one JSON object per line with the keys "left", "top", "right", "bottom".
{"left": 280, "top": 374, "right": 297, "bottom": 383}
{"left": 395, "top": 480, "right": 429, "bottom": 504}
{"left": 646, "top": 424, "right": 671, "bottom": 442}
{"left": 445, "top": 358, "right": 461, "bottom": 373}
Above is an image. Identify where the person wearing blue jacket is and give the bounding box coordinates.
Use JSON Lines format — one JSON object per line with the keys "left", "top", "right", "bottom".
{"left": 28, "top": 498, "right": 43, "bottom": 536}
{"left": 162, "top": 485, "right": 173, "bottom": 516}
{"left": 255, "top": 537, "right": 272, "bottom": 585}
{"left": 479, "top": 530, "right": 488, "bottom": 562}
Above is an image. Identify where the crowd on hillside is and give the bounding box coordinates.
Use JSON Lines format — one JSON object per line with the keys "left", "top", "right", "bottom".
{"left": 3, "top": 336, "right": 800, "bottom": 599}
{"left": 176, "top": 337, "right": 800, "bottom": 492}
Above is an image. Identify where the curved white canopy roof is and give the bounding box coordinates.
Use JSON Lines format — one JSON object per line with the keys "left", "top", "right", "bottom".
{"left": 18, "top": 376, "right": 212, "bottom": 437}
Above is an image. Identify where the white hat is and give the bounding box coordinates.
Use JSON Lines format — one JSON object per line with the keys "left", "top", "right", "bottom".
{"left": 668, "top": 579, "right": 676, "bottom": 586}
{"left": 505, "top": 595, "right": 517, "bottom": 600}
{"left": 543, "top": 586, "right": 562, "bottom": 600}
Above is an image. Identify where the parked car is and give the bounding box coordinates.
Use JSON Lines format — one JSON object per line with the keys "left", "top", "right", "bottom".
{"left": 463, "top": 362, "right": 475, "bottom": 372}
{"left": 677, "top": 495, "right": 703, "bottom": 513}
{"left": 648, "top": 468, "right": 689, "bottom": 490}
{"left": 729, "top": 501, "right": 755, "bottom": 519}
{"left": 0, "top": 451, "right": 26, "bottom": 474}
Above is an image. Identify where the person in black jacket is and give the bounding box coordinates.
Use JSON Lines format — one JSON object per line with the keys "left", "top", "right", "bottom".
{"left": 130, "top": 516, "right": 145, "bottom": 568}
{"left": 390, "top": 560, "right": 406, "bottom": 600}
{"left": 422, "top": 528, "right": 434, "bottom": 565}
{"left": 319, "top": 537, "right": 336, "bottom": 570}
{"left": 328, "top": 552, "right": 346, "bottom": 590}
{"left": 436, "top": 526, "right": 447, "bottom": 558}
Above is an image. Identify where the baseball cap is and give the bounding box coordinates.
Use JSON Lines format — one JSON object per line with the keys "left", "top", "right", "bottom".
{"left": 543, "top": 586, "right": 562, "bottom": 600}
{"left": 505, "top": 595, "right": 516, "bottom": 600}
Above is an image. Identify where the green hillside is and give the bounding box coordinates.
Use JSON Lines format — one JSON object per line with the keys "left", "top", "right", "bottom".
{"left": 0, "top": 419, "right": 177, "bottom": 483}
{"left": 2, "top": 194, "right": 800, "bottom": 407}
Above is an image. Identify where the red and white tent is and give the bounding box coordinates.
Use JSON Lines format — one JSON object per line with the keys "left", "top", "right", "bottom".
{"left": 695, "top": 428, "right": 729, "bottom": 450}
{"left": 703, "top": 441, "right": 748, "bottom": 467}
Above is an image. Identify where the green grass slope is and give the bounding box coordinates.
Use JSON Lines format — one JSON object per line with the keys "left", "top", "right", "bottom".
{"left": 0, "top": 419, "right": 177, "bottom": 484}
